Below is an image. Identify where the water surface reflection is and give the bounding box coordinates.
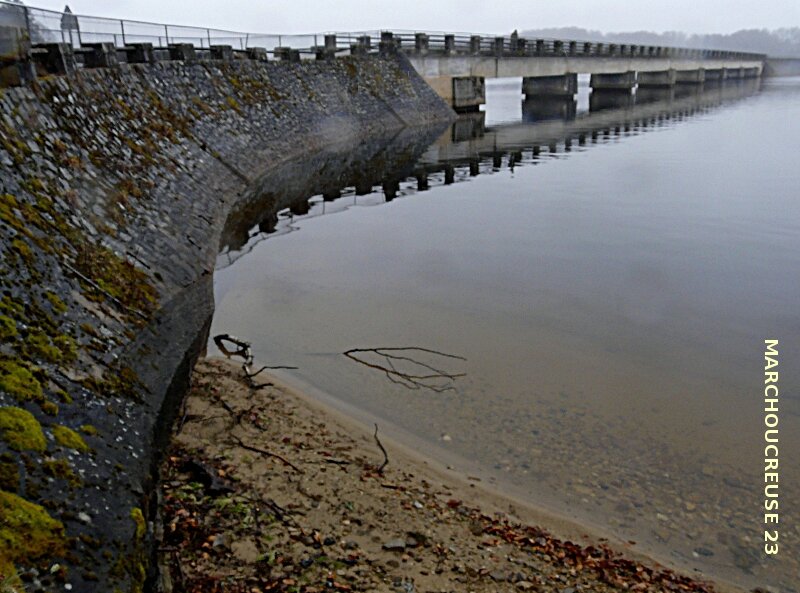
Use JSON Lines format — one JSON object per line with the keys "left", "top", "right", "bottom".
{"left": 212, "top": 77, "right": 799, "bottom": 592}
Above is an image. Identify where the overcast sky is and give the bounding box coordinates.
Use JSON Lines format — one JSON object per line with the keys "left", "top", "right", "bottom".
{"left": 25, "top": 1, "right": 800, "bottom": 36}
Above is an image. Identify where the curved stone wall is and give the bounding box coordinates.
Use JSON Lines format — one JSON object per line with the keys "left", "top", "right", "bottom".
{"left": 0, "top": 53, "right": 453, "bottom": 592}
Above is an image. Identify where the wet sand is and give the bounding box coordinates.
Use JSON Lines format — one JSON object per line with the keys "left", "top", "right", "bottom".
{"left": 158, "top": 358, "right": 744, "bottom": 593}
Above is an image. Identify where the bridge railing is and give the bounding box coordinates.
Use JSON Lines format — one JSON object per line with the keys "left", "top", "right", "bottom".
{"left": 0, "top": 1, "right": 767, "bottom": 67}
{"left": 0, "top": 1, "right": 324, "bottom": 59}
{"left": 377, "top": 30, "right": 765, "bottom": 62}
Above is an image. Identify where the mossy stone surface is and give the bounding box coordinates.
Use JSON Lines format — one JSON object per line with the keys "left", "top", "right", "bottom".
{"left": 130, "top": 507, "right": 145, "bottom": 540}
{"left": 0, "top": 360, "right": 43, "bottom": 402}
{"left": 52, "top": 425, "right": 89, "bottom": 453}
{"left": 0, "top": 458, "right": 19, "bottom": 492}
{"left": 0, "top": 406, "right": 46, "bottom": 453}
{"left": 0, "top": 490, "right": 67, "bottom": 576}
{"left": 0, "top": 315, "right": 16, "bottom": 340}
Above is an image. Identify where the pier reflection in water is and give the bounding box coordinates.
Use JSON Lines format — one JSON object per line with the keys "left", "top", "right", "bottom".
{"left": 211, "top": 76, "right": 799, "bottom": 592}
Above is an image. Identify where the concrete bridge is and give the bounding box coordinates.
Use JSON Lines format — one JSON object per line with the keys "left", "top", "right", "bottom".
{"left": 364, "top": 32, "right": 766, "bottom": 111}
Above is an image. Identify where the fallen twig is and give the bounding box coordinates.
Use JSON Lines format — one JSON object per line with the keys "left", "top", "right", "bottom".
{"left": 374, "top": 423, "right": 389, "bottom": 474}
{"left": 231, "top": 435, "right": 303, "bottom": 474}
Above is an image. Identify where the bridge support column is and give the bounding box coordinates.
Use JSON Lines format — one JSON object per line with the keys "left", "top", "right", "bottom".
{"left": 423, "top": 76, "right": 485, "bottom": 112}
{"left": 590, "top": 71, "right": 636, "bottom": 91}
{"left": 636, "top": 69, "right": 676, "bottom": 88}
{"left": 725, "top": 67, "right": 743, "bottom": 79}
{"left": 452, "top": 76, "right": 485, "bottom": 112}
{"left": 704, "top": 68, "right": 725, "bottom": 82}
{"left": 522, "top": 73, "right": 577, "bottom": 97}
{"left": 675, "top": 69, "right": 705, "bottom": 84}
{"left": 743, "top": 67, "right": 760, "bottom": 78}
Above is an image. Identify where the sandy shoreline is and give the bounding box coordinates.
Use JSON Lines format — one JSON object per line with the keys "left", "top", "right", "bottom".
{"left": 157, "top": 357, "right": 744, "bottom": 592}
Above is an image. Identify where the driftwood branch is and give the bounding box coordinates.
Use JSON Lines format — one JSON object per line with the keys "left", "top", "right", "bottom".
{"left": 231, "top": 435, "right": 303, "bottom": 474}
{"left": 213, "top": 333, "right": 297, "bottom": 389}
{"left": 344, "top": 347, "right": 466, "bottom": 393}
{"left": 374, "top": 424, "right": 389, "bottom": 474}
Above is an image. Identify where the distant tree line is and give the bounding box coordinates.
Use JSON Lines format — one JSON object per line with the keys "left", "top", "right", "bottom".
{"left": 520, "top": 27, "right": 800, "bottom": 57}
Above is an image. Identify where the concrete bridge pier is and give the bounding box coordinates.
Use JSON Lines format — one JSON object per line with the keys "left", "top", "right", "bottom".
{"left": 637, "top": 69, "right": 676, "bottom": 88}
{"left": 590, "top": 71, "right": 636, "bottom": 91}
{"left": 426, "top": 75, "right": 485, "bottom": 112}
{"left": 522, "top": 73, "right": 577, "bottom": 97}
{"left": 675, "top": 69, "right": 705, "bottom": 84}
{"left": 704, "top": 68, "right": 725, "bottom": 82}
{"left": 726, "top": 67, "right": 743, "bottom": 79}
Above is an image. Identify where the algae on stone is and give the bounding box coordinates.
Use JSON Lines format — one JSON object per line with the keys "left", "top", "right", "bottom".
{"left": 0, "top": 406, "right": 46, "bottom": 453}
{"left": 0, "top": 490, "right": 67, "bottom": 577}
{"left": 0, "top": 359, "right": 43, "bottom": 402}
{"left": 0, "top": 456, "right": 19, "bottom": 492}
{"left": 130, "top": 507, "right": 145, "bottom": 540}
{"left": 0, "top": 315, "right": 16, "bottom": 341}
{"left": 52, "top": 425, "right": 89, "bottom": 453}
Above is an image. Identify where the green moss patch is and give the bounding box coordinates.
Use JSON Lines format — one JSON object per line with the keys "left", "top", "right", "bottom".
{"left": 79, "top": 424, "right": 98, "bottom": 436}
{"left": 0, "top": 491, "right": 67, "bottom": 574}
{"left": 0, "top": 407, "right": 46, "bottom": 453}
{"left": 23, "top": 331, "right": 62, "bottom": 364}
{"left": 44, "top": 292, "right": 67, "bottom": 315}
{"left": 0, "top": 456, "right": 19, "bottom": 492}
{"left": 0, "top": 359, "right": 43, "bottom": 402}
{"left": 73, "top": 243, "right": 158, "bottom": 318}
{"left": 82, "top": 364, "right": 141, "bottom": 401}
{"left": 10, "top": 238, "right": 33, "bottom": 264}
{"left": 131, "top": 507, "right": 145, "bottom": 540}
{"left": 42, "top": 458, "right": 81, "bottom": 488}
{"left": 52, "top": 425, "right": 89, "bottom": 453}
{"left": 0, "top": 296, "right": 23, "bottom": 318}
{"left": 0, "top": 315, "right": 16, "bottom": 341}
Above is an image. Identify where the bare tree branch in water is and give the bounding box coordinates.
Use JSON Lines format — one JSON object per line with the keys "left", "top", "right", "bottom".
{"left": 343, "top": 347, "right": 466, "bottom": 393}
{"left": 213, "top": 333, "right": 297, "bottom": 389}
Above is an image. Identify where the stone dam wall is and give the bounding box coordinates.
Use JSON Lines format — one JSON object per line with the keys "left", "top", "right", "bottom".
{"left": 0, "top": 53, "right": 454, "bottom": 592}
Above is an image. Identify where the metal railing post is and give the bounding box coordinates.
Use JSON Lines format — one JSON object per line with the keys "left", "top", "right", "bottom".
{"left": 120, "top": 20, "right": 126, "bottom": 45}
{"left": 165, "top": 25, "right": 169, "bottom": 45}
{"left": 207, "top": 29, "right": 211, "bottom": 47}
{"left": 22, "top": 5, "right": 32, "bottom": 43}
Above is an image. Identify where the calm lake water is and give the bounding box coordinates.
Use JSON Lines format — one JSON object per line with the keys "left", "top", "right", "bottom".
{"left": 211, "top": 76, "right": 800, "bottom": 591}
